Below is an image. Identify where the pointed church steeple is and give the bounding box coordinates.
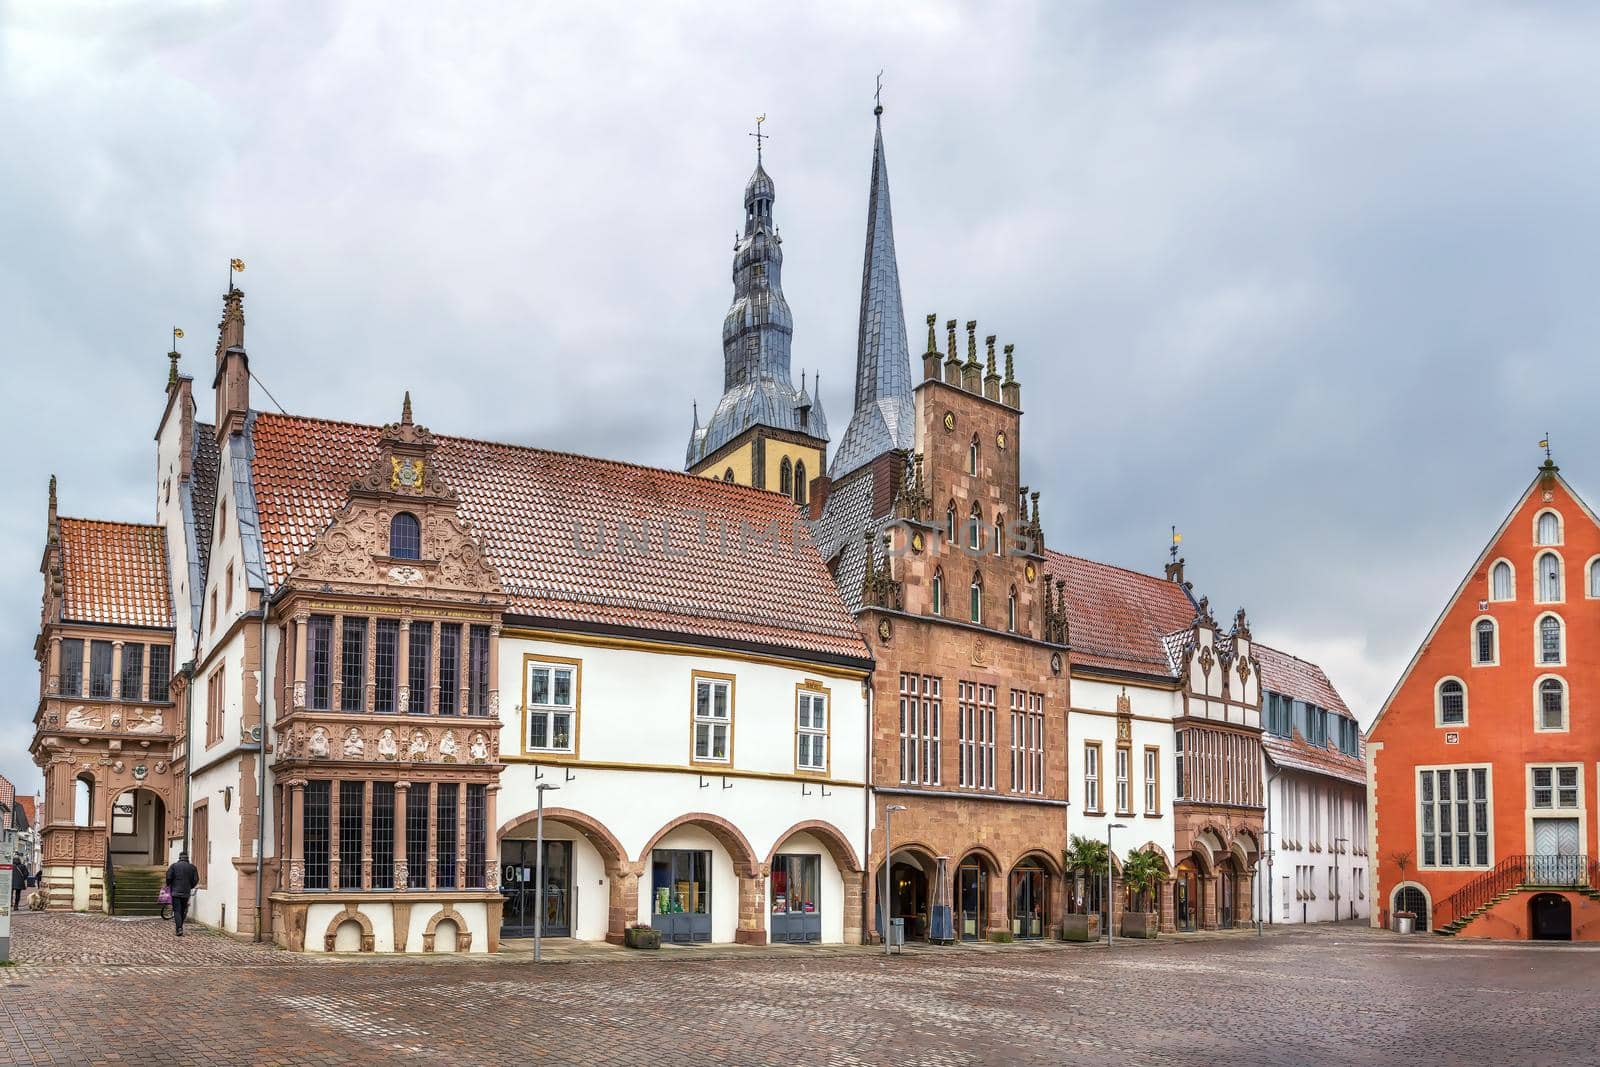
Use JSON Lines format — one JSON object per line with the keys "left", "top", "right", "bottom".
{"left": 829, "top": 101, "right": 915, "bottom": 481}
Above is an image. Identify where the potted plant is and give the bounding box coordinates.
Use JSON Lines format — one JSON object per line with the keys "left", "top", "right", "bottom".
{"left": 1119, "top": 847, "right": 1167, "bottom": 939}
{"left": 1389, "top": 850, "right": 1414, "bottom": 933}
{"left": 624, "top": 923, "right": 661, "bottom": 950}
{"left": 1060, "top": 835, "right": 1108, "bottom": 941}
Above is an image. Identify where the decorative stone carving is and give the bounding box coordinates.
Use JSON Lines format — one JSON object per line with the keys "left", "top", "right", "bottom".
{"left": 308, "top": 726, "right": 330, "bottom": 760}
{"left": 469, "top": 732, "right": 489, "bottom": 763}
{"left": 64, "top": 705, "right": 103, "bottom": 730}
{"left": 124, "top": 708, "right": 163, "bottom": 733}
{"left": 342, "top": 728, "right": 365, "bottom": 759}
{"left": 394, "top": 858, "right": 409, "bottom": 892}
{"left": 154, "top": 761, "right": 168, "bottom": 774}
{"left": 1198, "top": 644, "right": 1215, "bottom": 676}
{"left": 387, "top": 565, "right": 424, "bottom": 584}
{"left": 289, "top": 859, "right": 305, "bottom": 893}
{"left": 407, "top": 729, "right": 430, "bottom": 761}
{"left": 293, "top": 680, "right": 306, "bottom": 709}
{"left": 438, "top": 730, "right": 459, "bottom": 762}
{"left": 398, "top": 685, "right": 411, "bottom": 711}
{"left": 488, "top": 691, "right": 500, "bottom": 716}
{"left": 377, "top": 728, "right": 399, "bottom": 761}
{"left": 1116, "top": 689, "right": 1131, "bottom": 716}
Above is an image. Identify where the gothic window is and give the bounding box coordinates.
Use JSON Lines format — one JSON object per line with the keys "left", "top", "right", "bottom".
{"left": 968, "top": 434, "right": 979, "bottom": 475}
{"left": 794, "top": 461, "right": 807, "bottom": 505}
{"left": 1490, "top": 560, "right": 1514, "bottom": 601}
{"left": 1538, "top": 614, "right": 1563, "bottom": 665}
{"left": 1537, "top": 677, "right": 1568, "bottom": 731}
{"left": 1473, "top": 618, "right": 1496, "bottom": 665}
{"left": 723, "top": 468, "right": 735, "bottom": 483}
{"left": 970, "top": 571, "right": 983, "bottom": 624}
{"left": 932, "top": 569, "right": 944, "bottom": 616}
{"left": 1536, "top": 509, "right": 1562, "bottom": 545}
{"left": 968, "top": 504, "right": 982, "bottom": 551}
{"left": 389, "top": 512, "right": 421, "bottom": 559}
{"left": 1007, "top": 587, "right": 1018, "bottom": 633}
{"left": 1537, "top": 552, "right": 1562, "bottom": 602}
{"left": 779, "top": 458, "right": 793, "bottom": 497}
{"left": 994, "top": 514, "right": 1005, "bottom": 557}
{"left": 945, "top": 502, "right": 957, "bottom": 545}
{"left": 1436, "top": 678, "right": 1466, "bottom": 726}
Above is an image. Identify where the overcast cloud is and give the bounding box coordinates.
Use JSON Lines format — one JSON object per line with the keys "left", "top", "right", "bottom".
{"left": 4, "top": 1, "right": 1599, "bottom": 793}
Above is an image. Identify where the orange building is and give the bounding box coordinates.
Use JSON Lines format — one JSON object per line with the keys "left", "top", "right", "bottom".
{"left": 1369, "top": 459, "right": 1600, "bottom": 940}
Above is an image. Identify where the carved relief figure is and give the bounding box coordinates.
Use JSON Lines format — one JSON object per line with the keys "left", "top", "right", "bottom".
{"left": 438, "top": 730, "right": 459, "bottom": 762}
{"left": 308, "top": 726, "right": 330, "bottom": 759}
{"left": 342, "top": 727, "right": 365, "bottom": 758}
{"left": 469, "top": 732, "right": 489, "bottom": 763}
{"left": 64, "top": 705, "right": 103, "bottom": 731}
{"left": 407, "top": 729, "right": 430, "bottom": 761}
{"left": 377, "top": 728, "right": 399, "bottom": 760}
{"left": 124, "top": 708, "right": 164, "bottom": 734}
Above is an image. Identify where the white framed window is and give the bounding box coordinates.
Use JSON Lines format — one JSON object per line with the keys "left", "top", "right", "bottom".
{"left": 1435, "top": 677, "right": 1467, "bottom": 727}
{"left": 1535, "top": 675, "right": 1568, "bottom": 732}
{"left": 524, "top": 659, "right": 578, "bottom": 753}
{"left": 945, "top": 503, "right": 956, "bottom": 545}
{"left": 1535, "top": 508, "right": 1563, "bottom": 546}
{"left": 898, "top": 673, "right": 941, "bottom": 785}
{"left": 1536, "top": 613, "right": 1565, "bottom": 666}
{"left": 692, "top": 673, "right": 733, "bottom": 763}
{"left": 957, "top": 681, "right": 996, "bottom": 789}
{"left": 931, "top": 569, "right": 944, "bottom": 616}
{"left": 1007, "top": 587, "right": 1017, "bottom": 633}
{"left": 1084, "top": 742, "right": 1102, "bottom": 812}
{"left": 968, "top": 434, "right": 979, "bottom": 475}
{"left": 1115, "top": 747, "right": 1131, "bottom": 814}
{"left": 1536, "top": 551, "right": 1563, "bottom": 603}
{"left": 1144, "top": 746, "right": 1159, "bottom": 814}
{"left": 1490, "top": 559, "right": 1515, "bottom": 601}
{"left": 969, "top": 572, "right": 983, "bottom": 624}
{"left": 1587, "top": 556, "right": 1600, "bottom": 599}
{"left": 1417, "top": 764, "right": 1492, "bottom": 869}
{"left": 1472, "top": 617, "right": 1498, "bottom": 666}
{"left": 1529, "top": 764, "right": 1580, "bottom": 810}
{"left": 1009, "top": 690, "right": 1044, "bottom": 795}
{"left": 967, "top": 506, "right": 982, "bottom": 551}
{"left": 796, "top": 687, "right": 828, "bottom": 772}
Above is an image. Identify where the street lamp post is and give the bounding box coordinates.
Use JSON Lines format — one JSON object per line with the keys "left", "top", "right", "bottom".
{"left": 535, "top": 782, "right": 559, "bottom": 962}
{"left": 884, "top": 804, "right": 908, "bottom": 955}
{"left": 1107, "top": 822, "right": 1126, "bottom": 947}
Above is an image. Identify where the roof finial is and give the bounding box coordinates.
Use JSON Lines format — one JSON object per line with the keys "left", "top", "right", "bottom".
{"left": 1003, "top": 343, "right": 1015, "bottom": 383}
{"left": 401, "top": 390, "right": 413, "bottom": 425}
{"left": 1541, "top": 433, "right": 1552, "bottom": 463}
{"left": 965, "top": 320, "right": 979, "bottom": 367}
{"left": 228, "top": 257, "right": 245, "bottom": 293}
{"left": 926, "top": 313, "right": 938, "bottom": 355}
{"left": 1171, "top": 525, "right": 1182, "bottom": 563}
{"left": 946, "top": 319, "right": 959, "bottom": 364}
{"left": 749, "top": 114, "right": 768, "bottom": 163}
{"left": 167, "top": 325, "right": 182, "bottom": 388}
{"left": 874, "top": 69, "right": 885, "bottom": 116}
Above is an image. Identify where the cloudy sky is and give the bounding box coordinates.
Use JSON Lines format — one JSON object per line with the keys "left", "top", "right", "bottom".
{"left": 4, "top": 1, "right": 1598, "bottom": 793}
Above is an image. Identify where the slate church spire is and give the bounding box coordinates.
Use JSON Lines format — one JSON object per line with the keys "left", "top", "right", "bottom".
{"left": 828, "top": 100, "right": 916, "bottom": 482}
{"left": 686, "top": 122, "right": 828, "bottom": 493}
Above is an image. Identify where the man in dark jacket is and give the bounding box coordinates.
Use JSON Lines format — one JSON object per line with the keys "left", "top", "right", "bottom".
{"left": 10, "top": 860, "right": 27, "bottom": 909}
{"left": 165, "top": 851, "right": 200, "bottom": 936}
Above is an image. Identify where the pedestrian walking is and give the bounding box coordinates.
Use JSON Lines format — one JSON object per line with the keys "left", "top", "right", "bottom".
{"left": 165, "top": 851, "right": 199, "bottom": 937}
{"left": 10, "top": 859, "right": 28, "bottom": 909}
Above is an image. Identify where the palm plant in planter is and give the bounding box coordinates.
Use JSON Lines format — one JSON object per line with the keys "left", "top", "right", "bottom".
{"left": 1060, "top": 835, "right": 1109, "bottom": 941}
{"left": 1119, "top": 847, "right": 1167, "bottom": 939}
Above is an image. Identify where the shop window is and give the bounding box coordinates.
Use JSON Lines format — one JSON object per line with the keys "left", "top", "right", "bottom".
{"left": 771, "top": 853, "right": 821, "bottom": 943}
{"left": 526, "top": 659, "right": 578, "bottom": 753}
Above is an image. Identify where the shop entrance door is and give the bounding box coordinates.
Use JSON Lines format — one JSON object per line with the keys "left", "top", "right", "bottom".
{"left": 499, "top": 840, "right": 573, "bottom": 939}
{"left": 651, "top": 849, "right": 712, "bottom": 943}
{"left": 1174, "top": 862, "right": 1198, "bottom": 932}
{"left": 771, "top": 853, "right": 821, "bottom": 943}
{"left": 1009, "top": 863, "right": 1047, "bottom": 940}
{"left": 958, "top": 863, "right": 989, "bottom": 941}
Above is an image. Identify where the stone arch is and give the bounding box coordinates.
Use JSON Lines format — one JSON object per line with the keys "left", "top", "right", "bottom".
{"left": 1389, "top": 880, "right": 1432, "bottom": 930}
{"left": 955, "top": 843, "right": 1003, "bottom": 874}
{"left": 322, "top": 905, "right": 375, "bottom": 952}
{"left": 1133, "top": 840, "right": 1174, "bottom": 868}
{"left": 766, "top": 819, "right": 862, "bottom": 873}
{"left": 499, "top": 806, "right": 628, "bottom": 873}
{"left": 640, "top": 812, "right": 760, "bottom": 875}
{"left": 1010, "top": 848, "right": 1064, "bottom": 878}
{"left": 423, "top": 905, "right": 473, "bottom": 953}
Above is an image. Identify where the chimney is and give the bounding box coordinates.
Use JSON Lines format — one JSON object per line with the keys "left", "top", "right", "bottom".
{"left": 213, "top": 287, "right": 250, "bottom": 442}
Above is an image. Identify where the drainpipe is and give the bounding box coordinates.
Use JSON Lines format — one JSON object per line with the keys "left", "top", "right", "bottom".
{"left": 253, "top": 589, "right": 274, "bottom": 943}
{"left": 1263, "top": 766, "right": 1279, "bottom": 925}
{"left": 862, "top": 669, "right": 873, "bottom": 944}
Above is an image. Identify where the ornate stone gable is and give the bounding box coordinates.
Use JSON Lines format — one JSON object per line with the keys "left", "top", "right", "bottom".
{"left": 286, "top": 396, "right": 505, "bottom": 604}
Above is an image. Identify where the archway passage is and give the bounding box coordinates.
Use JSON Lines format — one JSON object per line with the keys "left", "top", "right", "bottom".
{"left": 876, "top": 848, "right": 937, "bottom": 942}
{"left": 1393, "top": 885, "right": 1429, "bottom": 932}
{"left": 1009, "top": 856, "right": 1051, "bottom": 940}
{"left": 109, "top": 789, "right": 167, "bottom": 917}
{"left": 956, "top": 851, "right": 998, "bottom": 942}
{"left": 1530, "top": 893, "right": 1572, "bottom": 940}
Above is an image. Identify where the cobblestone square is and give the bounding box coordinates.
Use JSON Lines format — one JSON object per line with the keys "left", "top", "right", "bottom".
{"left": 3, "top": 914, "right": 1597, "bottom": 1066}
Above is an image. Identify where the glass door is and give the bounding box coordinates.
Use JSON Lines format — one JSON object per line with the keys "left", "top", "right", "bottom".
{"left": 770, "top": 853, "right": 821, "bottom": 943}
{"left": 1009, "top": 864, "right": 1047, "bottom": 939}
{"left": 958, "top": 863, "right": 989, "bottom": 941}
{"left": 499, "top": 840, "right": 573, "bottom": 939}
{"left": 651, "top": 849, "right": 712, "bottom": 943}
{"left": 1175, "top": 863, "right": 1197, "bottom": 932}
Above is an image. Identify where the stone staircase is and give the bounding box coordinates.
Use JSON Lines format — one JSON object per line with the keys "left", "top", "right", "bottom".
{"left": 110, "top": 865, "right": 166, "bottom": 917}
{"left": 1437, "top": 883, "right": 1600, "bottom": 936}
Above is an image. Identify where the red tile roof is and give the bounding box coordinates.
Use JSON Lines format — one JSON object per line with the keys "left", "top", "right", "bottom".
{"left": 17, "top": 795, "right": 36, "bottom": 828}
{"left": 1046, "top": 551, "right": 1196, "bottom": 677}
{"left": 250, "top": 413, "right": 870, "bottom": 663}
{"left": 58, "top": 518, "right": 173, "bottom": 629}
{"left": 1253, "top": 643, "right": 1351, "bottom": 717}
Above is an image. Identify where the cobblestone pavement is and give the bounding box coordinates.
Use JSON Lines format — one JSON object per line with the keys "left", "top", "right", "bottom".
{"left": 3, "top": 914, "right": 1598, "bottom": 1066}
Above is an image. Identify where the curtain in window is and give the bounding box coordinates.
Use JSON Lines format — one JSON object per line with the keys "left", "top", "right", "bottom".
{"left": 1491, "top": 561, "right": 1513, "bottom": 600}
{"left": 1539, "top": 553, "right": 1561, "bottom": 601}
{"left": 1536, "top": 511, "right": 1560, "bottom": 545}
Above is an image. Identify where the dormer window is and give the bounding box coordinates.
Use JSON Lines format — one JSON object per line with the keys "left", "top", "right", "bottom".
{"left": 390, "top": 512, "right": 421, "bottom": 560}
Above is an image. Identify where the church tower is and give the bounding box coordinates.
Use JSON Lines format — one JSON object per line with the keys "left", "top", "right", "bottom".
{"left": 686, "top": 126, "right": 828, "bottom": 506}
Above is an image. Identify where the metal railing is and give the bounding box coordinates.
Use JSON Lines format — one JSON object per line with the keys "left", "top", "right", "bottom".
{"left": 1436, "top": 854, "right": 1593, "bottom": 928}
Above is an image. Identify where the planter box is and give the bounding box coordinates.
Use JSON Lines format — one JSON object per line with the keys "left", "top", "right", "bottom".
{"left": 987, "top": 930, "right": 1015, "bottom": 944}
{"left": 1120, "top": 912, "right": 1159, "bottom": 939}
{"left": 1393, "top": 914, "right": 1415, "bottom": 935}
{"left": 1059, "top": 913, "right": 1101, "bottom": 942}
{"left": 624, "top": 926, "right": 662, "bottom": 950}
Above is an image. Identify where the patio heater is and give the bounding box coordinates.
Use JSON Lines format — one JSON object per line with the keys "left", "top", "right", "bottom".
{"left": 535, "top": 783, "right": 559, "bottom": 962}
{"left": 883, "top": 804, "right": 907, "bottom": 955}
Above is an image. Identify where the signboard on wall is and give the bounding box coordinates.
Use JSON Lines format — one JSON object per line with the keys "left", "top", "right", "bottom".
{"left": 1, "top": 829, "right": 14, "bottom": 963}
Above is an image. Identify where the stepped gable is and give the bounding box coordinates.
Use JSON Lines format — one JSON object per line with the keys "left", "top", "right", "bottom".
{"left": 57, "top": 517, "right": 173, "bottom": 629}
{"left": 1046, "top": 550, "right": 1195, "bottom": 677}
{"left": 250, "top": 411, "right": 870, "bottom": 662}
{"left": 1254, "top": 642, "right": 1365, "bottom": 785}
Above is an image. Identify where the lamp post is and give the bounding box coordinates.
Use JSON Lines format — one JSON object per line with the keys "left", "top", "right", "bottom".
{"left": 535, "top": 782, "right": 559, "bottom": 962}
{"left": 883, "top": 804, "right": 907, "bottom": 955}
{"left": 1106, "top": 822, "right": 1126, "bottom": 947}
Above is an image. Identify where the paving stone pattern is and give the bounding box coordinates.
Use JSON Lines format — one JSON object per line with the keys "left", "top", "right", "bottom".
{"left": 3, "top": 913, "right": 1598, "bottom": 1066}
